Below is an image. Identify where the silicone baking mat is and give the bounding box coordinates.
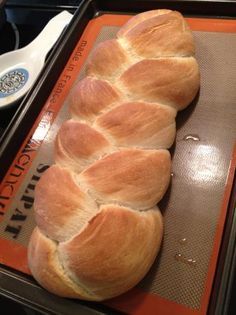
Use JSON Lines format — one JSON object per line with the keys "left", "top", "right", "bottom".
{"left": 0, "top": 14, "right": 236, "bottom": 315}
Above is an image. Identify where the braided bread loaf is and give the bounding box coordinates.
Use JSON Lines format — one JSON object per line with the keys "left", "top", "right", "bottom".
{"left": 28, "top": 9, "right": 200, "bottom": 301}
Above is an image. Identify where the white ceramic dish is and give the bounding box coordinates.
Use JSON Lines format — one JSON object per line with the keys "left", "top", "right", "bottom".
{"left": 0, "top": 10, "right": 73, "bottom": 109}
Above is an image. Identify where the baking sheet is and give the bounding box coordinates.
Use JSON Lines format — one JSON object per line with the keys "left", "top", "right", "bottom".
{"left": 0, "top": 14, "right": 236, "bottom": 315}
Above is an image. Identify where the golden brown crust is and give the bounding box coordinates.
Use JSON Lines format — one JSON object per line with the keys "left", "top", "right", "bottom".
{"left": 69, "top": 77, "right": 121, "bottom": 121}
{"left": 28, "top": 227, "right": 98, "bottom": 300}
{"left": 119, "top": 57, "right": 200, "bottom": 110}
{"left": 55, "top": 119, "right": 113, "bottom": 172}
{"left": 117, "top": 9, "right": 172, "bottom": 38}
{"left": 118, "top": 11, "right": 195, "bottom": 58}
{"left": 34, "top": 165, "right": 98, "bottom": 242}
{"left": 86, "top": 39, "right": 129, "bottom": 80}
{"left": 79, "top": 149, "right": 171, "bottom": 209}
{"left": 58, "top": 205, "right": 163, "bottom": 299}
{"left": 95, "top": 101, "right": 176, "bottom": 149}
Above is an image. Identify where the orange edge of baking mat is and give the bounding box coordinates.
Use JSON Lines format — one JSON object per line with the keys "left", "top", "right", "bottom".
{"left": 199, "top": 142, "right": 236, "bottom": 314}
{"left": 0, "top": 238, "right": 30, "bottom": 274}
{"left": 0, "top": 13, "right": 236, "bottom": 315}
